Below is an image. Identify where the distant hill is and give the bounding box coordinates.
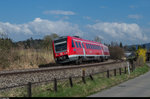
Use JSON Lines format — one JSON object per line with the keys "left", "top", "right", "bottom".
{"left": 141, "top": 43, "right": 150, "bottom": 50}
{"left": 127, "top": 43, "right": 150, "bottom": 51}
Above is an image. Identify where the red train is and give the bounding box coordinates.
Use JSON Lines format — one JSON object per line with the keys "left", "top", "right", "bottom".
{"left": 52, "top": 36, "right": 110, "bottom": 64}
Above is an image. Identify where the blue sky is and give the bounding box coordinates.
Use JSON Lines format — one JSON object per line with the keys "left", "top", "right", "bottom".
{"left": 0, "top": 0, "right": 150, "bottom": 45}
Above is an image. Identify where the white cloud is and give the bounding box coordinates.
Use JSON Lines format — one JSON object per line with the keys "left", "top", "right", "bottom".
{"left": 0, "top": 18, "right": 149, "bottom": 44}
{"left": 0, "top": 18, "right": 84, "bottom": 38}
{"left": 128, "top": 14, "right": 142, "bottom": 19}
{"left": 43, "top": 10, "right": 75, "bottom": 15}
{"left": 87, "top": 22, "right": 148, "bottom": 41}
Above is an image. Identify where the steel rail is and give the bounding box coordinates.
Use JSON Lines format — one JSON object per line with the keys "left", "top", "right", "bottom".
{"left": 0, "top": 60, "right": 121, "bottom": 76}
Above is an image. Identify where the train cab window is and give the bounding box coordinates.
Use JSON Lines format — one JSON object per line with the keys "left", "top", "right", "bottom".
{"left": 75, "top": 42, "right": 78, "bottom": 48}
{"left": 72, "top": 40, "right": 75, "bottom": 47}
{"left": 78, "top": 42, "right": 81, "bottom": 48}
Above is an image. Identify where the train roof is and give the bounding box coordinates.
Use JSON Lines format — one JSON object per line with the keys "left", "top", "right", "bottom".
{"left": 69, "top": 36, "right": 103, "bottom": 45}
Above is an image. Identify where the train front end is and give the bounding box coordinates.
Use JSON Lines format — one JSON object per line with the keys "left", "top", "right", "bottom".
{"left": 52, "top": 36, "right": 70, "bottom": 64}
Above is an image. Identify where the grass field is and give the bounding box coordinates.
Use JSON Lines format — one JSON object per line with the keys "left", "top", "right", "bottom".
{"left": 0, "top": 63, "right": 149, "bottom": 97}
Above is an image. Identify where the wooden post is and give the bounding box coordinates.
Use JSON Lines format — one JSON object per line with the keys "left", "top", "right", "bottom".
{"left": 89, "top": 75, "right": 94, "bottom": 80}
{"left": 107, "top": 70, "right": 109, "bottom": 78}
{"left": 119, "top": 68, "right": 122, "bottom": 75}
{"left": 69, "top": 77, "right": 73, "bottom": 87}
{"left": 54, "top": 78, "right": 57, "bottom": 92}
{"left": 82, "top": 69, "right": 85, "bottom": 77}
{"left": 114, "top": 69, "right": 116, "bottom": 76}
{"left": 82, "top": 76, "right": 86, "bottom": 84}
{"left": 27, "top": 82, "right": 32, "bottom": 97}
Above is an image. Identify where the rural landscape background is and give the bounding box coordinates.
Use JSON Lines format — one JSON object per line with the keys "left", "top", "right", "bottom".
{"left": 0, "top": 31, "right": 149, "bottom": 70}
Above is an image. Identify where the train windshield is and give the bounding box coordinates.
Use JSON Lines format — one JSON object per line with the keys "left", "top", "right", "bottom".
{"left": 54, "top": 38, "right": 67, "bottom": 52}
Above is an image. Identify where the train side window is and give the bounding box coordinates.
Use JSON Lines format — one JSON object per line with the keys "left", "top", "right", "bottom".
{"left": 89, "top": 44, "right": 91, "bottom": 49}
{"left": 97, "top": 46, "right": 99, "bottom": 50}
{"left": 86, "top": 44, "right": 88, "bottom": 49}
{"left": 75, "top": 42, "right": 78, "bottom": 48}
{"left": 82, "top": 43, "right": 84, "bottom": 48}
{"left": 78, "top": 42, "right": 81, "bottom": 48}
{"left": 99, "top": 46, "right": 101, "bottom": 50}
{"left": 72, "top": 40, "right": 75, "bottom": 47}
{"left": 86, "top": 43, "right": 88, "bottom": 49}
{"left": 87, "top": 44, "right": 89, "bottom": 49}
{"left": 90, "top": 44, "right": 92, "bottom": 49}
{"left": 96, "top": 45, "right": 98, "bottom": 49}
{"left": 98, "top": 46, "right": 100, "bottom": 50}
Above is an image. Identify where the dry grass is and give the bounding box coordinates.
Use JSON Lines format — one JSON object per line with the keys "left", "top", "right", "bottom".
{"left": 0, "top": 48, "right": 55, "bottom": 70}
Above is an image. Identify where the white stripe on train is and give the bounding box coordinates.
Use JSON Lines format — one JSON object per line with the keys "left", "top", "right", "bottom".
{"left": 68, "top": 55, "right": 110, "bottom": 58}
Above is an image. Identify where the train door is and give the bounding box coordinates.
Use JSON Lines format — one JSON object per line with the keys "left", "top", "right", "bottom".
{"left": 81, "top": 42, "right": 86, "bottom": 57}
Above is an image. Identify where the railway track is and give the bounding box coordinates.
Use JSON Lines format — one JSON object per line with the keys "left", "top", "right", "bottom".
{"left": 0, "top": 59, "right": 115, "bottom": 75}
{"left": 0, "top": 60, "right": 128, "bottom": 90}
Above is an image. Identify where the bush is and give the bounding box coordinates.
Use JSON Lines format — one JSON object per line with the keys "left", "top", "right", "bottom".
{"left": 109, "top": 46, "right": 124, "bottom": 60}
{"left": 136, "top": 48, "right": 146, "bottom": 64}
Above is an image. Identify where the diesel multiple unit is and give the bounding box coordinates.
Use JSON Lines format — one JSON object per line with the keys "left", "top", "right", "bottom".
{"left": 52, "top": 36, "right": 110, "bottom": 64}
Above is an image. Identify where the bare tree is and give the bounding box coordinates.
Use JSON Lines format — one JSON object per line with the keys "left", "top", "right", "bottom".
{"left": 94, "top": 36, "right": 102, "bottom": 43}
{"left": 0, "top": 31, "right": 8, "bottom": 39}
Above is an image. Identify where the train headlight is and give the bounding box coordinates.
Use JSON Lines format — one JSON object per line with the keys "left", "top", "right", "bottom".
{"left": 56, "top": 53, "right": 59, "bottom": 56}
